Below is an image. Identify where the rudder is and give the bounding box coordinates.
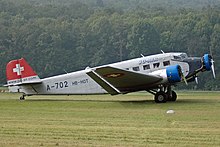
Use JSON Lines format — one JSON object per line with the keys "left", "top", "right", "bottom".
{"left": 6, "top": 58, "right": 41, "bottom": 86}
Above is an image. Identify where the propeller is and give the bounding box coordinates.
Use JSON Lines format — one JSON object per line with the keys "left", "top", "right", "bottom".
{"left": 195, "top": 76, "right": 198, "bottom": 84}
{"left": 177, "top": 65, "right": 188, "bottom": 85}
{"left": 181, "top": 72, "right": 188, "bottom": 85}
{"left": 202, "top": 54, "right": 216, "bottom": 79}
{"left": 211, "top": 59, "right": 216, "bottom": 79}
{"left": 209, "top": 46, "right": 216, "bottom": 79}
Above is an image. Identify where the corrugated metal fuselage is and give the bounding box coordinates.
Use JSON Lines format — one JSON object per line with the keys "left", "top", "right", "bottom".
{"left": 10, "top": 53, "right": 192, "bottom": 95}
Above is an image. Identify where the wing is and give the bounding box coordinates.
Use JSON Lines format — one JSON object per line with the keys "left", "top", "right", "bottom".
{"left": 86, "top": 66, "right": 162, "bottom": 95}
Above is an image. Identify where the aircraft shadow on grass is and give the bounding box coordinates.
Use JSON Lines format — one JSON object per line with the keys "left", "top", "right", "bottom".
{"left": 25, "top": 98, "right": 213, "bottom": 105}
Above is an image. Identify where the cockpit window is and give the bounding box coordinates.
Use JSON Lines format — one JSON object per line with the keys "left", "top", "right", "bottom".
{"left": 180, "top": 53, "right": 188, "bottom": 59}
{"left": 173, "top": 56, "right": 181, "bottom": 60}
{"left": 173, "top": 53, "right": 188, "bottom": 60}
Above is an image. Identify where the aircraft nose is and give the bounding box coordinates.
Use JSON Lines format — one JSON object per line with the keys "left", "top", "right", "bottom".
{"left": 183, "top": 57, "right": 202, "bottom": 78}
{"left": 202, "top": 54, "right": 212, "bottom": 71}
{"left": 202, "top": 54, "right": 216, "bottom": 78}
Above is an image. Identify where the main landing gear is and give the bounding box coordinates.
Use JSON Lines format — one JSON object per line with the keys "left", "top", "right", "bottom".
{"left": 148, "top": 86, "right": 177, "bottom": 103}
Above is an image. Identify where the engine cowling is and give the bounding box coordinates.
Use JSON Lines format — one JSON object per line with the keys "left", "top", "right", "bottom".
{"left": 202, "top": 54, "right": 212, "bottom": 71}
{"left": 166, "top": 65, "right": 182, "bottom": 83}
{"left": 150, "top": 65, "right": 182, "bottom": 84}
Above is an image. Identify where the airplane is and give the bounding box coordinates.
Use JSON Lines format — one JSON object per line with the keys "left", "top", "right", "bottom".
{"left": 5, "top": 52, "right": 215, "bottom": 103}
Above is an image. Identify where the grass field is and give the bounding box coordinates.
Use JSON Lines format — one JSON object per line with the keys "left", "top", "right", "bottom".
{"left": 0, "top": 92, "right": 220, "bottom": 147}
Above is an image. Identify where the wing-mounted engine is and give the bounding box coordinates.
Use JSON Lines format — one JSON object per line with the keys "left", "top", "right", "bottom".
{"left": 150, "top": 65, "right": 184, "bottom": 84}
{"left": 166, "top": 65, "right": 182, "bottom": 83}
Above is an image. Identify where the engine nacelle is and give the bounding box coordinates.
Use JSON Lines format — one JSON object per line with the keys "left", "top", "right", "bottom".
{"left": 150, "top": 65, "right": 182, "bottom": 84}
{"left": 166, "top": 65, "right": 182, "bottom": 83}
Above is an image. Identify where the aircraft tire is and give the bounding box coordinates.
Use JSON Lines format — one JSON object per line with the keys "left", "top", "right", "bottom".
{"left": 170, "top": 91, "right": 177, "bottom": 101}
{"left": 20, "top": 95, "right": 25, "bottom": 100}
{"left": 166, "top": 91, "right": 177, "bottom": 101}
{"left": 155, "top": 91, "right": 167, "bottom": 103}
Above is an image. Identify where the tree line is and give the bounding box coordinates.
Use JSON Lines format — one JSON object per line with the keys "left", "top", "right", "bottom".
{"left": 0, "top": 0, "right": 220, "bottom": 90}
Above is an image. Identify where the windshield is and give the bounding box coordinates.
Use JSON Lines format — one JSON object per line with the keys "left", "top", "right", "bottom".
{"left": 173, "top": 53, "right": 188, "bottom": 60}
{"left": 180, "top": 53, "right": 188, "bottom": 59}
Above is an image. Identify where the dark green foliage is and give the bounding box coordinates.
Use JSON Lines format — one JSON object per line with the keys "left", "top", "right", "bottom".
{"left": 0, "top": 0, "right": 220, "bottom": 90}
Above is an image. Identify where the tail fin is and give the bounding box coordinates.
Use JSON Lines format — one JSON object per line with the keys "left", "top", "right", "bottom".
{"left": 6, "top": 58, "right": 41, "bottom": 86}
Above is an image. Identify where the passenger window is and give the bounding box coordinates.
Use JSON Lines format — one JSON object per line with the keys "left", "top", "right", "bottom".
{"left": 125, "top": 68, "right": 129, "bottom": 70}
{"left": 153, "top": 63, "right": 160, "bottom": 68}
{"left": 133, "top": 66, "right": 140, "bottom": 71}
{"left": 163, "top": 61, "right": 170, "bottom": 66}
{"left": 143, "top": 64, "right": 150, "bottom": 70}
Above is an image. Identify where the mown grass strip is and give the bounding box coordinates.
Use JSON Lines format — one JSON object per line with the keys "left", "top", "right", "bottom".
{"left": 0, "top": 92, "right": 219, "bottom": 146}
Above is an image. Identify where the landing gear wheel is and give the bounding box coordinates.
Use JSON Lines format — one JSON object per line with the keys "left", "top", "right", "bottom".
{"left": 170, "top": 91, "right": 177, "bottom": 101}
{"left": 167, "top": 91, "right": 177, "bottom": 101}
{"left": 20, "top": 95, "right": 25, "bottom": 100}
{"left": 155, "top": 91, "right": 167, "bottom": 103}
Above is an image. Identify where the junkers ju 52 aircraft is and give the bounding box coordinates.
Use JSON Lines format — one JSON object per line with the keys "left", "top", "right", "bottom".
{"left": 6, "top": 52, "right": 215, "bottom": 103}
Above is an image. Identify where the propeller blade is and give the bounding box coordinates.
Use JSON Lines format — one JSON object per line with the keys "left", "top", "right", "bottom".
{"left": 180, "top": 71, "right": 188, "bottom": 85}
{"left": 177, "top": 65, "right": 188, "bottom": 85}
{"left": 182, "top": 74, "right": 188, "bottom": 85}
{"left": 211, "top": 59, "right": 216, "bottom": 78}
{"left": 195, "top": 76, "right": 198, "bottom": 84}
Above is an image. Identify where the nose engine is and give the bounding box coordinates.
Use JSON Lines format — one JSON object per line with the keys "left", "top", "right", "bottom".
{"left": 201, "top": 54, "right": 215, "bottom": 78}
{"left": 202, "top": 54, "right": 212, "bottom": 71}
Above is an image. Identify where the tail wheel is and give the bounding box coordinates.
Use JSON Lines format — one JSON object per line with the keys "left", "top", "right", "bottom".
{"left": 20, "top": 95, "right": 25, "bottom": 100}
{"left": 155, "top": 91, "right": 167, "bottom": 103}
